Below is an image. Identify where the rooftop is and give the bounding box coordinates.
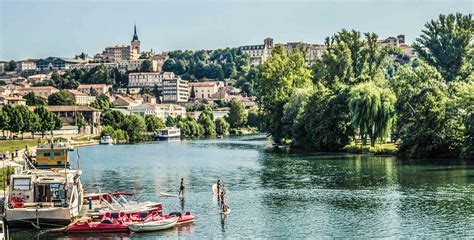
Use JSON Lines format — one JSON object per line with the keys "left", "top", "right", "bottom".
{"left": 189, "top": 81, "right": 217, "bottom": 87}
{"left": 45, "top": 105, "right": 99, "bottom": 112}
{"left": 77, "top": 84, "right": 108, "bottom": 89}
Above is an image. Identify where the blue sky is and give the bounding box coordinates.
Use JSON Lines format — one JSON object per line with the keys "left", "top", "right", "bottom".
{"left": 0, "top": 0, "right": 472, "bottom": 60}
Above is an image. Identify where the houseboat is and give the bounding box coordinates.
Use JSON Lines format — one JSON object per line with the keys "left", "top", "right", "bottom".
{"left": 33, "top": 140, "right": 71, "bottom": 169}
{"left": 157, "top": 127, "right": 181, "bottom": 141}
{"left": 100, "top": 135, "right": 114, "bottom": 145}
{"left": 4, "top": 169, "right": 84, "bottom": 228}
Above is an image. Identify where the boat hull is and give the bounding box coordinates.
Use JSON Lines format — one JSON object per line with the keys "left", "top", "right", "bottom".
{"left": 67, "top": 222, "right": 130, "bottom": 233}
{"left": 5, "top": 207, "right": 73, "bottom": 228}
{"left": 128, "top": 217, "right": 178, "bottom": 232}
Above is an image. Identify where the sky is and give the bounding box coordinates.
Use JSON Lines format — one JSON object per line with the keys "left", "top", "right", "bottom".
{"left": 0, "top": 0, "right": 472, "bottom": 60}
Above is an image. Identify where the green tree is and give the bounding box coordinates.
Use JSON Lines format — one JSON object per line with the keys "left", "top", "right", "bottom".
{"left": 145, "top": 115, "right": 165, "bottom": 133}
{"left": 246, "top": 108, "right": 260, "bottom": 129}
{"left": 226, "top": 98, "right": 247, "bottom": 129}
{"left": 121, "top": 114, "right": 146, "bottom": 142}
{"left": 34, "top": 106, "right": 61, "bottom": 138}
{"left": 258, "top": 45, "right": 312, "bottom": 143}
{"left": 0, "top": 110, "right": 9, "bottom": 136}
{"left": 348, "top": 81, "right": 396, "bottom": 146}
{"left": 281, "top": 88, "right": 312, "bottom": 141}
{"left": 215, "top": 117, "right": 229, "bottom": 135}
{"left": 0, "top": 80, "right": 6, "bottom": 86}
{"left": 6, "top": 60, "right": 16, "bottom": 71}
{"left": 299, "top": 85, "right": 354, "bottom": 151}
{"left": 23, "top": 92, "right": 46, "bottom": 106}
{"left": 313, "top": 30, "right": 390, "bottom": 90}
{"left": 165, "top": 116, "right": 175, "bottom": 127}
{"left": 73, "top": 113, "right": 87, "bottom": 133}
{"left": 48, "top": 90, "right": 76, "bottom": 105}
{"left": 198, "top": 109, "right": 216, "bottom": 135}
{"left": 6, "top": 105, "right": 25, "bottom": 137}
{"left": 190, "top": 86, "right": 196, "bottom": 99}
{"left": 141, "top": 60, "right": 154, "bottom": 72}
{"left": 101, "top": 110, "right": 126, "bottom": 129}
{"left": 392, "top": 62, "right": 463, "bottom": 158}
{"left": 413, "top": 13, "right": 474, "bottom": 82}
{"left": 89, "top": 94, "right": 112, "bottom": 110}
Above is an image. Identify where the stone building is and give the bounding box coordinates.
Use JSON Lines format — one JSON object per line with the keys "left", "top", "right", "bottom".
{"left": 240, "top": 38, "right": 274, "bottom": 65}
{"left": 101, "top": 25, "right": 141, "bottom": 62}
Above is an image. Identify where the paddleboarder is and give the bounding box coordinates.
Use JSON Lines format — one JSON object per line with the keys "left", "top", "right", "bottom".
{"left": 178, "top": 178, "right": 185, "bottom": 197}
{"left": 217, "top": 179, "right": 221, "bottom": 196}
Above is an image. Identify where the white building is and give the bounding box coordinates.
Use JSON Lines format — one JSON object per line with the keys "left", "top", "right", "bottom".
{"left": 16, "top": 60, "right": 37, "bottom": 71}
{"left": 162, "top": 78, "right": 189, "bottom": 103}
{"left": 77, "top": 84, "right": 110, "bottom": 95}
{"left": 67, "top": 89, "right": 96, "bottom": 105}
{"left": 130, "top": 103, "right": 186, "bottom": 119}
{"left": 128, "top": 72, "right": 167, "bottom": 87}
{"left": 101, "top": 25, "right": 140, "bottom": 62}
{"left": 240, "top": 38, "right": 274, "bottom": 65}
{"left": 189, "top": 81, "right": 223, "bottom": 100}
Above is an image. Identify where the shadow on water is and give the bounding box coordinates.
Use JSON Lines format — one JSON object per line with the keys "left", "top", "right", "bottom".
{"left": 257, "top": 151, "right": 474, "bottom": 237}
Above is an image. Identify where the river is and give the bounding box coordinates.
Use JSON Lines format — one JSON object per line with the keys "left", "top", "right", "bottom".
{"left": 10, "top": 134, "right": 474, "bottom": 239}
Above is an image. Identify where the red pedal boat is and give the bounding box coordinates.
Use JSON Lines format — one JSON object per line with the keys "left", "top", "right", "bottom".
{"left": 166, "top": 211, "right": 195, "bottom": 225}
{"left": 66, "top": 212, "right": 131, "bottom": 233}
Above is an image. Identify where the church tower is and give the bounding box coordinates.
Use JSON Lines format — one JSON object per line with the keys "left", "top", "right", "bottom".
{"left": 131, "top": 24, "right": 140, "bottom": 59}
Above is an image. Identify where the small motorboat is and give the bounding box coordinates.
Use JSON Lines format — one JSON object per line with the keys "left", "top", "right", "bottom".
{"left": 84, "top": 193, "right": 163, "bottom": 218}
{"left": 128, "top": 216, "right": 178, "bottom": 232}
{"left": 66, "top": 212, "right": 130, "bottom": 233}
{"left": 167, "top": 211, "right": 195, "bottom": 225}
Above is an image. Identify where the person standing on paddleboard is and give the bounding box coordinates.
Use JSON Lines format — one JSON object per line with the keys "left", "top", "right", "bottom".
{"left": 179, "top": 178, "right": 185, "bottom": 197}
{"left": 217, "top": 179, "right": 221, "bottom": 197}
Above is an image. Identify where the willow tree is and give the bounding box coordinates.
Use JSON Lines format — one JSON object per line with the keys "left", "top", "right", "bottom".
{"left": 258, "top": 45, "right": 312, "bottom": 144}
{"left": 349, "top": 81, "right": 396, "bottom": 146}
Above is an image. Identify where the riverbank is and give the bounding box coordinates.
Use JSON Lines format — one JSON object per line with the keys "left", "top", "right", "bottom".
{"left": 0, "top": 135, "right": 100, "bottom": 160}
{"left": 343, "top": 143, "right": 398, "bottom": 155}
{"left": 271, "top": 142, "right": 398, "bottom": 156}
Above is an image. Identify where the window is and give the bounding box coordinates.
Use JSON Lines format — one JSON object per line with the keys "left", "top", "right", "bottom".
{"left": 13, "top": 178, "right": 30, "bottom": 190}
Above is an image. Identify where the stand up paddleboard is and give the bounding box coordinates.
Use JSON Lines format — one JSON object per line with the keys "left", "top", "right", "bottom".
{"left": 221, "top": 207, "right": 231, "bottom": 215}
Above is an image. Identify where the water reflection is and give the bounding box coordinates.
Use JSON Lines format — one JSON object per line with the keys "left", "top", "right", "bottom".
{"left": 9, "top": 135, "right": 474, "bottom": 238}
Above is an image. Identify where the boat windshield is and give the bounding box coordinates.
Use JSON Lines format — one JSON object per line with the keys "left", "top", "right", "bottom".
{"left": 35, "top": 183, "right": 67, "bottom": 204}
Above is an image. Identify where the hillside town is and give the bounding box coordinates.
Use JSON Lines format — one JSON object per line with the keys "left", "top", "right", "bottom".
{"left": 0, "top": 25, "right": 417, "bottom": 139}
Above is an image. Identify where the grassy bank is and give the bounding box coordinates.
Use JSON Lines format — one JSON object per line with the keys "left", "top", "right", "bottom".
{"left": 343, "top": 143, "right": 398, "bottom": 155}
{"left": 0, "top": 139, "right": 40, "bottom": 153}
{"left": 229, "top": 127, "right": 258, "bottom": 135}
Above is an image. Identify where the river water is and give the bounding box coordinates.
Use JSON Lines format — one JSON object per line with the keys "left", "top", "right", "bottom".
{"left": 11, "top": 134, "right": 474, "bottom": 239}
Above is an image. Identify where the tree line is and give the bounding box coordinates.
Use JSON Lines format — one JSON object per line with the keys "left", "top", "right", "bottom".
{"left": 162, "top": 48, "right": 260, "bottom": 96}
{"left": 257, "top": 13, "right": 473, "bottom": 159}
{"left": 0, "top": 105, "right": 62, "bottom": 139}
{"left": 100, "top": 98, "right": 260, "bottom": 141}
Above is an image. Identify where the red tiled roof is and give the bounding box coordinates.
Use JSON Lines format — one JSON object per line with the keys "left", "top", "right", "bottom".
{"left": 77, "top": 84, "right": 108, "bottom": 89}
{"left": 67, "top": 89, "right": 87, "bottom": 96}
{"left": 18, "top": 86, "right": 58, "bottom": 91}
{"left": 189, "top": 82, "right": 217, "bottom": 87}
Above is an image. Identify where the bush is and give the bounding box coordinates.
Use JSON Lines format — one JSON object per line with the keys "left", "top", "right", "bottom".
{"left": 343, "top": 144, "right": 398, "bottom": 155}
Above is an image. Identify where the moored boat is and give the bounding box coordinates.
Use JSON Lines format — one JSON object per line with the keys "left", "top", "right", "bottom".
{"left": 166, "top": 212, "right": 195, "bottom": 225}
{"left": 100, "top": 135, "right": 113, "bottom": 145}
{"left": 66, "top": 212, "right": 130, "bottom": 233}
{"left": 157, "top": 127, "right": 181, "bottom": 141}
{"left": 4, "top": 169, "right": 83, "bottom": 228}
{"left": 128, "top": 216, "right": 178, "bottom": 232}
{"left": 83, "top": 193, "right": 162, "bottom": 219}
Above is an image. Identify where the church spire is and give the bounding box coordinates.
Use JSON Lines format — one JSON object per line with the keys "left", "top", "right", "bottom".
{"left": 132, "top": 24, "right": 139, "bottom": 41}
